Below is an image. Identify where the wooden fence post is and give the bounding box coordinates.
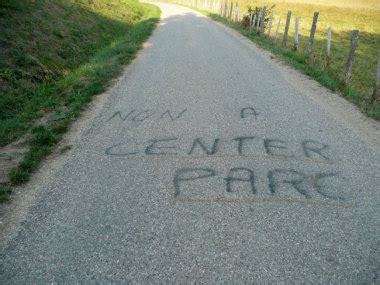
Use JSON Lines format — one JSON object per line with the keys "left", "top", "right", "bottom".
{"left": 249, "top": 10, "right": 253, "bottom": 26}
{"left": 307, "top": 12, "right": 319, "bottom": 60}
{"left": 235, "top": 1, "right": 239, "bottom": 22}
{"left": 256, "top": 7, "right": 263, "bottom": 33}
{"left": 343, "top": 30, "right": 359, "bottom": 86}
{"left": 282, "top": 11, "right": 291, "bottom": 48}
{"left": 293, "top": 17, "right": 299, "bottom": 51}
{"left": 274, "top": 16, "right": 281, "bottom": 44}
{"left": 251, "top": 14, "right": 256, "bottom": 30}
{"left": 371, "top": 54, "right": 380, "bottom": 103}
{"left": 326, "top": 27, "right": 332, "bottom": 67}
{"left": 259, "top": 6, "right": 266, "bottom": 35}
{"left": 267, "top": 10, "right": 273, "bottom": 37}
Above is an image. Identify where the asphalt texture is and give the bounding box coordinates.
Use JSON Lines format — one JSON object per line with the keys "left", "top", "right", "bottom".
{"left": 0, "top": 3, "right": 379, "bottom": 283}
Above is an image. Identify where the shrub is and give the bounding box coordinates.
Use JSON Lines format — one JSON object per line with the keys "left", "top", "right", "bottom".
{"left": 241, "top": 5, "right": 275, "bottom": 28}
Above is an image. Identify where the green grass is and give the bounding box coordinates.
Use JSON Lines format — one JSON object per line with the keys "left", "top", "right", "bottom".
{"left": 0, "top": 0, "right": 160, "bottom": 199}
{"left": 0, "top": 0, "right": 160, "bottom": 146}
{"left": 165, "top": 0, "right": 380, "bottom": 119}
{"left": 0, "top": 184, "right": 12, "bottom": 203}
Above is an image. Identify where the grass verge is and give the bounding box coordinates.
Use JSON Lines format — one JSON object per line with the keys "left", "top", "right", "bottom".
{"left": 0, "top": 1, "right": 160, "bottom": 201}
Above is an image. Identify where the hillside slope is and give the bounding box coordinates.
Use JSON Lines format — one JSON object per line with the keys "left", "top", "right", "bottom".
{"left": 0, "top": 0, "right": 160, "bottom": 194}
{"left": 0, "top": 0, "right": 159, "bottom": 146}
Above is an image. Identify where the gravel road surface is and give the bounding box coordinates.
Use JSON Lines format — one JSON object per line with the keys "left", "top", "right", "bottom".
{"left": 0, "top": 3, "right": 379, "bottom": 283}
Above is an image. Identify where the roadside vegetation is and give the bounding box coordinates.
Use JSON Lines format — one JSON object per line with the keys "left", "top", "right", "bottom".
{"left": 165, "top": 0, "right": 380, "bottom": 119}
{"left": 0, "top": 0, "right": 160, "bottom": 201}
{"left": 240, "top": 0, "right": 380, "bottom": 119}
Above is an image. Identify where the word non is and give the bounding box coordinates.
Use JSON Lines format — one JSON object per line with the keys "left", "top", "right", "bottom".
{"left": 107, "top": 109, "right": 187, "bottom": 123}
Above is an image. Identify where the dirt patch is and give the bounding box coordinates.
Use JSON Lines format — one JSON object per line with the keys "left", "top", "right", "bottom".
{"left": 0, "top": 139, "right": 28, "bottom": 184}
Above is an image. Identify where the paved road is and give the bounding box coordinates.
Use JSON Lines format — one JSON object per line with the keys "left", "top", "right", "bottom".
{"left": 1, "top": 3, "right": 379, "bottom": 283}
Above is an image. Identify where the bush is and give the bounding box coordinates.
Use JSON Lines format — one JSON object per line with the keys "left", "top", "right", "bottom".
{"left": 241, "top": 5, "right": 275, "bottom": 28}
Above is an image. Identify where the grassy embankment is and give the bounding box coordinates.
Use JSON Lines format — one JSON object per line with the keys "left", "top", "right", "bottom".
{"left": 168, "top": 0, "right": 380, "bottom": 119}
{"left": 0, "top": 0, "right": 160, "bottom": 201}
